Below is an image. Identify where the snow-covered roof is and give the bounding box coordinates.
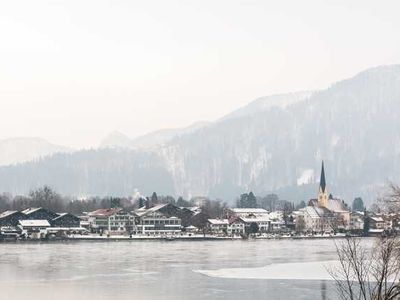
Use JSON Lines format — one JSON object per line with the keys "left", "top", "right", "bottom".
{"left": 134, "top": 203, "right": 169, "bottom": 217}
{"left": 21, "top": 207, "right": 42, "bottom": 215}
{"left": 185, "top": 225, "right": 198, "bottom": 229}
{"left": 303, "top": 206, "right": 326, "bottom": 219}
{"left": 268, "top": 211, "right": 282, "bottom": 217}
{"left": 19, "top": 220, "right": 50, "bottom": 227}
{"left": 268, "top": 211, "right": 283, "bottom": 220}
{"left": 326, "top": 199, "right": 348, "bottom": 213}
{"left": 352, "top": 211, "right": 365, "bottom": 216}
{"left": 52, "top": 213, "right": 79, "bottom": 221}
{"left": 0, "top": 210, "right": 19, "bottom": 218}
{"left": 239, "top": 216, "right": 270, "bottom": 223}
{"left": 180, "top": 206, "right": 200, "bottom": 212}
{"left": 208, "top": 219, "right": 229, "bottom": 225}
{"left": 371, "top": 216, "right": 384, "bottom": 222}
{"left": 88, "top": 208, "right": 122, "bottom": 217}
{"left": 230, "top": 208, "right": 269, "bottom": 214}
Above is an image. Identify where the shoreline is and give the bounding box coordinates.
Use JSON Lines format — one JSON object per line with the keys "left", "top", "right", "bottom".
{"left": 0, "top": 233, "right": 360, "bottom": 243}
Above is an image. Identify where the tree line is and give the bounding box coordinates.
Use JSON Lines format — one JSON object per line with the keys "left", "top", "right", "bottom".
{"left": 0, "top": 186, "right": 228, "bottom": 218}
{"left": 236, "top": 192, "right": 296, "bottom": 212}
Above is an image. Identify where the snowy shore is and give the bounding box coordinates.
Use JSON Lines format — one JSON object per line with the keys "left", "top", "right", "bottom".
{"left": 66, "top": 234, "right": 242, "bottom": 241}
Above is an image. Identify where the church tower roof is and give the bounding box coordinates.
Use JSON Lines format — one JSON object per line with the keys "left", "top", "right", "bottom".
{"left": 319, "top": 161, "right": 326, "bottom": 193}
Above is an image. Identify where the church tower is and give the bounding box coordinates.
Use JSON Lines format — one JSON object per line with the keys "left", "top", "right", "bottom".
{"left": 318, "top": 161, "right": 329, "bottom": 208}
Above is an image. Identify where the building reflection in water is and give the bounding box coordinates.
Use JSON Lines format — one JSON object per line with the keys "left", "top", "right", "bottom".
{"left": 320, "top": 280, "right": 327, "bottom": 300}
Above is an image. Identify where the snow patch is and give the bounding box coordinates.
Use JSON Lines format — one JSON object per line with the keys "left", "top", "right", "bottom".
{"left": 194, "top": 260, "right": 338, "bottom": 281}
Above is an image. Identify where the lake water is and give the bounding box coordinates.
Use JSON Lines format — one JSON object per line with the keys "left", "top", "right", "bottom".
{"left": 0, "top": 239, "right": 355, "bottom": 300}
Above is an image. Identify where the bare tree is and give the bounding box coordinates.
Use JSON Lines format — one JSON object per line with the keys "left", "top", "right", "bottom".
{"left": 378, "top": 183, "right": 400, "bottom": 213}
{"left": 330, "top": 213, "right": 348, "bottom": 233}
{"left": 329, "top": 236, "right": 400, "bottom": 300}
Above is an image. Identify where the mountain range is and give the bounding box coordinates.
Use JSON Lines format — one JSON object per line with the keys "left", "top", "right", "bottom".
{"left": 0, "top": 137, "right": 72, "bottom": 167}
{"left": 1, "top": 65, "right": 400, "bottom": 204}
{"left": 99, "top": 121, "right": 211, "bottom": 150}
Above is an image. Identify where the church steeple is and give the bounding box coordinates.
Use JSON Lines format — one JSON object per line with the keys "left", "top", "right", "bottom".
{"left": 318, "top": 161, "right": 329, "bottom": 208}
{"left": 320, "top": 161, "right": 326, "bottom": 193}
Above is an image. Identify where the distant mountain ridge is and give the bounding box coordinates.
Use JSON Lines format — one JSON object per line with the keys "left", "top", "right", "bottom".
{"left": 0, "top": 65, "right": 399, "bottom": 205}
{"left": 99, "top": 131, "right": 133, "bottom": 149}
{"left": 219, "top": 91, "right": 315, "bottom": 121}
{"left": 100, "top": 91, "right": 315, "bottom": 150}
{"left": 100, "top": 121, "right": 211, "bottom": 150}
{"left": 0, "top": 137, "right": 72, "bottom": 167}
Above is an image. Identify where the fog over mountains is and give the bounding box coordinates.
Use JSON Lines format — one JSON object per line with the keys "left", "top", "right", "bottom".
{"left": 100, "top": 121, "right": 211, "bottom": 150}
{"left": 0, "top": 138, "right": 72, "bottom": 167}
{"left": 1, "top": 65, "right": 399, "bottom": 204}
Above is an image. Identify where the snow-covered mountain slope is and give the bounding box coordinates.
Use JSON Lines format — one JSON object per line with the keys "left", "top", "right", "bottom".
{"left": 100, "top": 92, "right": 314, "bottom": 150}
{"left": 156, "top": 65, "right": 400, "bottom": 202}
{"left": 220, "top": 91, "right": 315, "bottom": 122}
{"left": 0, "top": 137, "right": 72, "bottom": 166}
{"left": 0, "top": 65, "right": 399, "bottom": 204}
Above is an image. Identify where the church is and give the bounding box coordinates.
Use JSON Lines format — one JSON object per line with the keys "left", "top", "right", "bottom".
{"left": 301, "top": 162, "right": 350, "bottom": 233}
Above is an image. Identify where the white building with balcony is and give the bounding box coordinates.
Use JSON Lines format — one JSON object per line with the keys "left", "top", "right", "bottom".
{"left": 133, "top": 204, "right": 182, "bottom": 235}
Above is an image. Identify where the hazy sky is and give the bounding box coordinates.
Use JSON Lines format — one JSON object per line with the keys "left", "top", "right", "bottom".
{"left": 0, "top": 0, "right": 399, "bottom": 148}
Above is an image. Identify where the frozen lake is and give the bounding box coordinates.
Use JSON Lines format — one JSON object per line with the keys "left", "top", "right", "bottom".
{"left": 0, "top": 239, "right": 361, "bottom": 300}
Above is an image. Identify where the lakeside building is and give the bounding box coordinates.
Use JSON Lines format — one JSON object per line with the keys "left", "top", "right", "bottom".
{"left": 207, "top": 219, "right": 229, "bottom": 234}
{"left": 78, "top": 215, "right": 91, "bottom": 230}
{"left": 227, "top": 208, "right": 269, "bottom": 218}
{"left": 300, "top": 162, "right": 350, "bottom": 233}
{"left": 185, "top": 225, "right": 198, "bottom": 233}
{"left": 238, "top": 215, "right": 270, "bottom": 233}
{"left": 349, "top": 211, "right": 365, "bottom": 231}
{"left": 382, "top": 213, "right": 400, "bottom": 231}
{"left": 22, "top": 208, "right": 82, "bottom": 230}
{"left": 88, "top": 208, "right": 135, "bottom": 233}
{"left": 133, "top": 203, "right": 182, "bottom": 235}
{"left": 18, "top": 220, "right": 51, "bottom": 239}
{"left": 0, "top": 207, "right": 85, "bottom": 239}
{"left": 368, "top": 215, "right": 386, "bottom": 236}
{"left": 51, "top": 213, "right": 81, "bottom": 228}
{"left": 0, "top": 226, "right": 21, "bottom": 240}
{"left": 0, "top": 210, "right": 27, "bottom": 227}
{"left": 225, "top": 208, "right": 271, "bottom": 233}
{"left": 180, "top": 206, "right": 201, "bottom": 214}
{"left": 184, "top": 210, "right": 210, "bottom": 231}
{"left": 347, "top": 211, "right": 395, "bottom": 234}
{"left": 301, "top": 206, "right": 335, "bottom": 233}
{"left": 176, "top": 206, "right": 207, "bottom": 229}
{"left": 268, "top": 211, "right": 293, "bottom": 231}
{"left": 207, "top": 216, "right": 272, "bottom": 235}
{"left": 228, "top": 218, "right": 246, "bottom": 235}
{"left": 348, "top": 211, "right": 397, "bottom": 235}
{"left": 369, "top": 216, "right": 385, "bottom": 230}
{"left": 207, "top": 218, "right": 245, "bottom": 235}
{"left": 22, "top": 207, "right": 59, "bottom": 221}
{"left": 270, "top": 220, "right": 288, "bottom": 231}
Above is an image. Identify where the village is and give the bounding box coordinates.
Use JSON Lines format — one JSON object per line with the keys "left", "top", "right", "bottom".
{"left": 0, "top": 162, "right": 397, "bottom": 242}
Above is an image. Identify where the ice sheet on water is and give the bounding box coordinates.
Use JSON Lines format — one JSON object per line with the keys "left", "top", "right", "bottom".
{"left": 194, "top": 260, "right": 340, "bottom": 281}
